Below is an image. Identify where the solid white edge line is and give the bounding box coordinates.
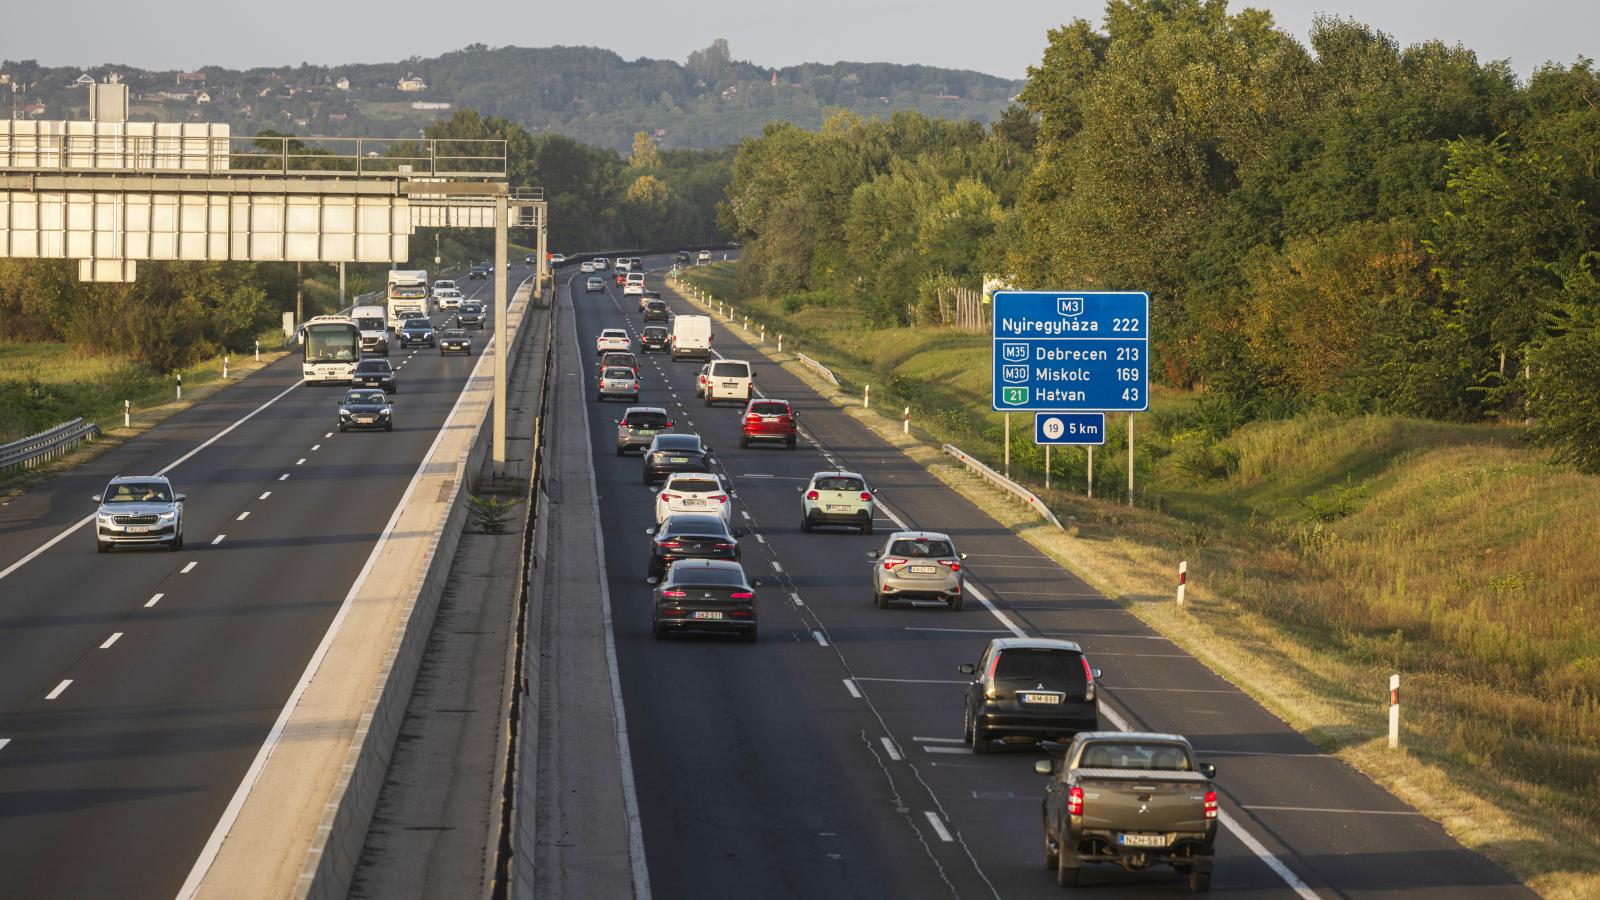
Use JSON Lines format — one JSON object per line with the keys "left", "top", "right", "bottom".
{"left": 880, "top": 736, "right": 903, "bottom": 761}
{"left": 100, "top": 632, "right": 123, "bottom": 649}
{"left": 842, "top": 678, "right": 862, "bottom": 699}
{"left": 0, "top": 378, "right": 302, "bottom": 585}
{"left": 45, "top": 679, "right": 72, "bottom": 700}
{"left": 569, "top": 276, "right": 655, "bottom": 900}
{"left": 175, "top": 315, "right": 499, "bottom": 900}
{"left": 923, "top": 810, "right": 954, "bottom": 842}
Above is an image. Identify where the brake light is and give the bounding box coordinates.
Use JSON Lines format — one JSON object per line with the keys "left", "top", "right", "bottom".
{"left": 730, "top": 609, "right": 753, "bottom": 617}
{"left": 806, "top": 490, "right": 819, "bottom": 500}
{"left": 657, "top": 539, "right": 681, "bottom": 549}
{"left": 660, "top": 589, "right": 687, "bottom": 598}
{"left": 882, "top": 557, "right": 907, "bottom": 571}
{"left": 1081, "top": 656, "right": 1095, "bottom": 685}
{"left": 729, "top": 591, "right": 754, "bottom": 600}
{"left": 711, "top": 494, "right": 728, "bottom": 504}
{"left": 660, "top": 493, "right": 678, "bottom": 501}
{"left": 714, "top": 542, "right": 736, "bottom": 550}
{"left": 1204, "top": 790, "right": 1217, "bottom": 820}
{"left": 859, "top": 492, "right": 872, "bottom": 501}
{"left": 985, "top": 652, "right": 1000, "bottom": 681}
{"left": 937, "top": 559, "right": 961, "bottom": 572}
{"left": 1067, "top": 786, "right": 1084, "bottom": 816}
{"left": 746, "top": 414, "right": 760, "bottom": 422}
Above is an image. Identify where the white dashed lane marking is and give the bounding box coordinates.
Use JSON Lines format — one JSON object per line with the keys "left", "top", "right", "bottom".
{"left": 295, "top": 458, "right": 306, "bottom": 466}
{"left": 258, "top": 492, "right": 271, "bottom": 501}
{"left": 181, "top": 562, "right": 197, "bottom": 574}
{"left": 210, "top": 535, "right": 225, "bottom": 545}
{"left": 99, "top": 632, "right": 123, "bottom": 649}
{"left": 45, "top": 680, "right": 72, "bottom": 700}
{"left": 843, "top": 679, "right": 861, "bottom": 698}
{"left": 279, "top": 474, "right": 290, "bottom": 481}
{"left": 880, "top": 737, "right": 903, "bottom": 761}
{"left": 923, "top": 811, "right": 954, "bottom": 842}
{"left": 145, "top": 593, "right": 164, "bottom": 607}
{"left": 235, "top": 512, "right": 249, "bottom": 521}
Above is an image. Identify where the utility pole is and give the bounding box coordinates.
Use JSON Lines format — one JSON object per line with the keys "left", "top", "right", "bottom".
{"left": 338, "top": 261, "right": 345, "bottom": 309}
{"left": 295, "top": 261, "right": 303, "bottom": 327}
{"left": 492, "top": 193, "right": 509, "bottom": 473}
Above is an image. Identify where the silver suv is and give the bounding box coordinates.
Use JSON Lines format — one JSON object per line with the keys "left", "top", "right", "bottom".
{"left": 94, "top": 475, "right": 186, "bottom": 552}
{"left": 867, "top": 531, "right": 967, "bottom": 610}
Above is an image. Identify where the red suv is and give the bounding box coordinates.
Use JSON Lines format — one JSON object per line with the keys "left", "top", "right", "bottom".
{"left": 741, "top": 399, "right": 797, "bottom": 450}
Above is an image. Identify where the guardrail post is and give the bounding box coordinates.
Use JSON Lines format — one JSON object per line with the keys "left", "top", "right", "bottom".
{"left": 175, "top": 373, "right": 182, "bottom": 402}
{"left": 1389, "top": 674, "right": 1401, "bottom": 749}
{"left": 1177, "top": 561, "right": 1187, "bottom": 607}
{"left": 255, "top": 339, "right": 260, "bottom": 362}
{"left": 124, "top": 400, "right": 130, "bottom": 429}
{"left": 902, "top": 406, "right": 910, "bottom": 435}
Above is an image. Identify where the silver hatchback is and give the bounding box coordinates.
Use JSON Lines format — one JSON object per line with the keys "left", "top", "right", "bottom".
{"left": 94, "top": 475, "right": 186, "bottom": 552}
{"left": 867, "top": 531, "right": 967, "bottom": 610}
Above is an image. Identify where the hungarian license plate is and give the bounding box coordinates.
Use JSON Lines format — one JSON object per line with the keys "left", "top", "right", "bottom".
{"left": 637, "top": 429, "right": 656, "bottom": 435}
{"left": 355, "top": 416, "right": 375, "bottom": 423}
{"left": 1020, "top": 692, "right": 1062, "bottom": 705}
{"left": 691, "top": 610, "right": 724, "bottom": 620}
{"left": 1119, "top": 833, "right": 1168, "bottom": 848}
{"left": 722, "top": 382, "right": 739, "bottom": 388}
{"left": 682, "top": 499, "right": 706, "bottom": 507}
{"left": 910, "top": 565, "right": 938, "bottom": 574}
{"left": 125, "top": 525, "right": 150, "bottom": 534}
{"left": 669, "top": 457, "right": 689, "bottom": 464}
{"left": 762, "top": 416, "right": 779, "bottom": 422}
{"left": 826, "top": 504, "right": 849, "bottom": 512}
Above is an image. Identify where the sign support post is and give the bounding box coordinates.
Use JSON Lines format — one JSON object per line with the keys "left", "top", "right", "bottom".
{"left": 1128, "top": 412, "right": 1135, "bottom": 505}
{"left": 1087, "top": 446, "right": 1094, "bottom": 498}
{"left": 1045, "top": 444, "right": 1050, "bottom": 490}
{"left": 1004, "top": 413, "right": 1011, "bottom": 478}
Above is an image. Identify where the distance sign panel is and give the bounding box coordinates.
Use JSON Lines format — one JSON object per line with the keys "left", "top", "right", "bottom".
{"left": 991, "top": 291, "right": 1149, "bottom": 411}
{"left": 1035, "top": 412, "right": 1107, "bottom": 446}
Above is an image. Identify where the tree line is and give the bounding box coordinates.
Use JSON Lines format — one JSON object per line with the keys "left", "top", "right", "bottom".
{"left": 720, "top": 0, "right": 1600, "bottom": 469}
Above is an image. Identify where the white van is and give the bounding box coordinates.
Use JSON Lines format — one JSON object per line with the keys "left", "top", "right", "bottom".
{"left": 624, "top": 272, "right": 646, "bottom": 295}
{"left": 671, "top": 315, "right": 713, "bottom": 361}
{"left": 705, "top": 359, "right": 754, "bottom": 406}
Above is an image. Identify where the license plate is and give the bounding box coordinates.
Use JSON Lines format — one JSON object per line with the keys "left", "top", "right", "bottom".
{"left": 762, "top": 416, "right": 778, "bottom": 422}
{"left": 681, "top": 499, "right": 707, "bottom": 507}
{"left": 826, "top": 504, "right": 850, "bottom": 512}
{"left": 637, "top": 429, "right": 656, "bottom": 435}
{"left": 691, "top": 611, "right": 724, "bottom": 620}
{"left": 1119, "top": 834, "right": 1168, "bottom": 848}
{"left": 722, "top": 382, "right": 739, "bottom": 388}
{"left": 1020, "top": 693, "right": 1062, "bottom": 705}
{"left": 910, "top": 565, "right": 938, "bottom": 574}
{"left": 125, "top": 525, "right": 150, "bottom": 533}
{"left": 669, "top": 457, "right": 689, "bottom": 463}
{"left": 356, "top": 416, "right": 375, "bottom": 423}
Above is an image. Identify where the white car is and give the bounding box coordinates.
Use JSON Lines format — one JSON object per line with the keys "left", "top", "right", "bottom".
{"left": 623, "top": 273, "right": 646, "bottom": 296}
{"left": 435, "top": 289, "right": 463, "bottom": 310}
{"left": 653, "top": 472, "right": 732, "bottom": 525}
{"left": 551, "top": 253, "right": 567, "bottom": 264}
{"left": 586, "top": 276, "right": 605, "bottom": 292}
{"left": 704, "top": 359, "right": 754, "bottom": 406}
{"left": 434, "top": 279, "right": 457, "bottom": 292}
{"left": 596, "top": 328, "right": 631, "bottom": 355}
{"left": 593, "top": 257, "right": 610, "bottom": 270}
{"left": 697, "top": 250, "right": 712, "bottom": 263}
{"left": 581, "top": 261, "right": 596, "bottom": 273}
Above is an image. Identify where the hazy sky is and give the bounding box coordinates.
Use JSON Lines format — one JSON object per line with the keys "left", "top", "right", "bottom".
{"left": 4, "top": 1, "right": 1595, "bottom": 80}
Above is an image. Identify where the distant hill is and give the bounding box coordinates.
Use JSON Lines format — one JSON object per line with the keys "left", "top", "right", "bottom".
{"left": 1, "top": 41, "right": 1024, "bottom": 151}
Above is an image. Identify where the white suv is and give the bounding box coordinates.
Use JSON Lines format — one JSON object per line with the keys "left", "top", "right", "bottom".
{"left": 624, "top": 273, "right": 646, "bottom": 295}
{"left": 653, "top": 472, "right": 732, "bottom": 524}
{"left": 596, "top": 329, "right": 631, "bottom": 354}
{"left": 704, "top": 359, "right": 754, "bottom": 406}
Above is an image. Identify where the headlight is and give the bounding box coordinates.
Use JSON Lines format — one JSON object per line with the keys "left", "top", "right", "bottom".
{"left": 97, "top": 513, "right": 114, "bottom": 523}
{"left": 339, "top": 407, "right": 350, "bottom": 415}
{"left": 158, "top": 511, "right": 177, "bottom": 521}
{"left": 381, "top": 406, "right": 392, "bottom": 415}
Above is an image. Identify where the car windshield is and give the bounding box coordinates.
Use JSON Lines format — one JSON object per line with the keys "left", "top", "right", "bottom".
{"left": 1078, "top": 742, "right": 1192, "bottom": 772}
{"left": 625, "top": 411, "right": 670, "bottom": 427}
{"left": 355, "top": 361, "right": 390, "bottom": 372}
{"left": 462, "top": 305, "right": 482, "bottom": 313}
{"left": 404, "top": 320, "right": 431, "bottom": 330}
{"left": 603, "top": 367, "right": 635, "bottom": 379}
{"left": 993, "top": 649, "right": 1087, "bottom": 689}
{"left": 345, "top": 390, "right": 385, "bottom": 404}
{"left": 643, "top": 327, "right": 668, "bottom": 337}
{"left": 711, "top": 362, "right": 749, "bottom": 377}
{"left": 890, "top": 539, "right": 954, "bottom": 558}
{"left": 655, "top": 435, "right": 701, "bottom": 450}
{"left": 815, "top": 476, "right": 863, "bottom": 492}
{"left": 750, "top": 401, "right": 788, "bottom": 416}
{"left": 443, "top": 330, "right": 467, "bottom": 338}
{"left": 662, "top": 516, "right": 728, "bottom": 537}
{"left": 666, "top": 566, "right": 746, "bottom": 588}
{"left": 646, "top": 302, "right": 666, "bottom": 311}
{"left": 104, "top": 481, "right": 169, "bottom": 503}
{"left": 668, "top": 476, "right": 720, "bottom": 493}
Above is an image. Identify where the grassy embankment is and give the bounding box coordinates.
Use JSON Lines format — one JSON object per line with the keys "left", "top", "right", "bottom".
{"left": 679, "top": 263, "right": 1600, "bottom": 898}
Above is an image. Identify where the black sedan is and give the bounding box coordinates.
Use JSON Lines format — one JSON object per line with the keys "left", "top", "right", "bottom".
{"left": 457, "top": 302, "right": 485, "bottom": 329}
{"left": 643, "top": 433, "right": 713, "bottom": 485}
{"left": 645, "top": 514, "right": 742, "bottom": 581}
{"left": 351, "top": 358, "right": 397, "bottom": 393}
{"left": 398, "top": 317, "right": 435, "bottom": 347}
{"left": 338, "top": 389, "right": 393, "bottom": 432}
{"left": 439, "top": 328, "right": 472, "bottom": 355}
{"left": 639, "top": 325, "right": 670, "bottom": 353}
{"left": 653, "top": 558, "right": 760, "bottom": 641}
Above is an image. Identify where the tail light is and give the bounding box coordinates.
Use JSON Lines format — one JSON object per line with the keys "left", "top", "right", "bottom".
{"left": 730, "top": 609, "right": 753, "bottom": 617}
{"left": 882, "top": 556, "right": 907, "bottom": 570}
{"left": 1067, "top": 786, "right": 1084, "bottom": 816}
{"left": 1081, "top": 656, "right": 1095, "bottom": 685}
{"left": 660, "top": 493, "right": 678, "bottom": 501}
{"left": 711, "top": 494, "right": 729, "bottom": 504}
{"left": 937, "top": 559, "right": 962, "bottom": 572}
{"left": 859, "top": 492, "right": 873, "bottom": 501}
{"left": 714, "top": 542, "right": 736, "bottom": 550}
{"left": 729, "top": 591, "right": 754, "bottom": 600}
{"left": 746, "top": 413, "right": 760, "bottom": 423}
{"left": 806, "top": 490, "right": 819, "bottom": 500}
{"left": 656, "top": 539, "right": 682, "bottom": 549}
{"left": 660, "top": 589, "right": 687, "bottom": 598}
{"left": 1204, "top": 790, "right": 1218, "bottom": 820}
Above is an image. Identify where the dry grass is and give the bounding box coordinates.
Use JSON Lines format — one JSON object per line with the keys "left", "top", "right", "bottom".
{"left": 672, "top": 270, "right": 1600, "bottom": 897}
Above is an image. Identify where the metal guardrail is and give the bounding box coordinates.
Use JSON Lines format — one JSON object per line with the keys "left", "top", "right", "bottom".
{"left": 0, "top": 417, "right": 101, "bottom": 472}
{"left": 795, "top": 353, "right": 840, "bottom": 387}
{"left": 942, "top": 443, "right": 1064, "bottom": 531}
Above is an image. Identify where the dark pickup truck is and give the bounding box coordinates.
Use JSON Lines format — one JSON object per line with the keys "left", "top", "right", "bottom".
{"left": 1036, "top": 732, "right": 1219, "bottom": 891}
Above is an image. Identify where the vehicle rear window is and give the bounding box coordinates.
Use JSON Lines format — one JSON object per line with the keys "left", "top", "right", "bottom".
{"left": 890, "top": 539, "right": 954, "bottom": 558}
{"left": 625, "top": 411, "right": 669, "bottom": 427}
{"left": 643, "top": 327, "right": 668, "bottom": 337}
{"left": 656, "top": 435, "right": 700, "bottom": 449}
{"left": 711, "top": 362, "right": 749, "bottom": 377}
{"left": 662, "top": 515, "right": 727, "bottom": 536}
{"left": 603, "top": 367, "right": 634, "bottom": 379}
{"left": 668, "top": 477, "right": 720, "bottom": 493}
{"left": 815, "top": 476, "right": 863, "bottom": 492}
{"left": 750, "top": 401, "right": 788, "bottom": 416}
{"left": 1078, "top": 742, "right": 1192, "bottom": 772}
{"left": 667, "top": 567, "right": 745, "bottom": 587}
{"left": 993, "top": 649, "right": 1086, "bottom": 690}
{"left": 601, "top": 330, "right": 627, "bottom": 338}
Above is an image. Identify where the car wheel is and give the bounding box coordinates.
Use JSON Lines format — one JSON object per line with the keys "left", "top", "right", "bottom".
{"left": 874, "top": 590, "right": 887, "bottom": 609}
{"left": 616, "top": 445, "right": 625, "bottom": 457}
{"left": 1043, "top": 816, "right": 1059, "bottom": 869}
{"left": 962, "top": 706, "right": 974, "bottom": 743}
{"left": 949, "top": 595, "right": 964, "bottom": 612}
{"left": 173, "top": 531, "right": 184, "bottom": 551}
{"left": 1056, "top": 832, "right": 1078, "bottom": 886}
{"left": 740, "top": 435, "right": 749, "bottom": 449}
{"left": 861, "top": 519, "right": 874, "bottom": 535}
{"left": 339, "top": 424, "right": 348, "bottom": 432}
{"left": 703, "top": 396, "right": 712, "bottom": 407}
{"left": 96, "top": 540, "right": 110, "bottom": 553}
{"left": 653, "top": 622, "right": 668, "bottom": 640}
{"left": 800, "top": 516, "right": 813, "bottom": 533}
{"left": 786, "top": 438, "right": 796, "bottom": 450}
{"left": 1188, "top": 870, "right": 1211, "bottom": 893}
{"left": 740, "top": 628, "right": 758, "bottom": 644}
{"left": 643, "top": 470, "right": 654, "bottom": 485}
{"left": 385, "top": 423, "right": 393, "bottom": 432}
{"left": 971, "top": 725, "right": 991, "bottom": 754}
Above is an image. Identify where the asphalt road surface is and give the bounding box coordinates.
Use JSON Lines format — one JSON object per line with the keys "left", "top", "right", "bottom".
{"left": 0, "top": 268, "right": 525, "bottom": 900}
{"left": 568, "top": 260, "right": 1532, "bottom": 899}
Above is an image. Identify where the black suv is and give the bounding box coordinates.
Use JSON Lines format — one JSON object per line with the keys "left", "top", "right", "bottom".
{"left": 398, "top": 317, "right": 435, "bottom": 347}
{"left": 643, "top": 300, "right": 670, "bottom": 323}
{"left": 960, "top": 638, "right": 1101, "bottom": 753}
{"left": 469, "top": 263, "right": 491, "bottom": 280}
{"left": 457, "top": 302, "right": 485, "bottom": 329}
{"left": 643, "top": 433, "right": 713, "bottom": 484}
{"left": 351, "top": 358, "right": 397, "bottom": 393}
{"left": 646, "top": 513, "right": 742, "bottom": 581}
{"left": 653, "top": 559, "right": 760, "bottom": 642}
{"left": 639, "top": 325, "right": 670, "bottom": 352}
{"left": 616, "top": 406, "right": 673, "bottom": 455}
{"left": 675, "top": 251, "right": 691, "bottom": 264}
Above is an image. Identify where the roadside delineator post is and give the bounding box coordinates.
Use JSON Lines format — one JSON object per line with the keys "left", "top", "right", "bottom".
{"left": 223, "top": 355, "right": 229, "bottom": 379}
{"left": 124, "top": 400, "right": 130, "bottom": 428}
{"left": 864, "top": 384, "right": 870, "bottom": 409}
{"left": 902, "top": 406, "right": 910, "bottom": 434}
{"left": 760, "top": 324, "right": 766, "bottom": 344}
{"left": 175, "top": 373, "right": 182, "bottom": 401}
{"left": 254, "top": 339, "right": 260, "bottom": 362}
{"left": 1389, "top": 674, "right": 1401, "bottom": 749}
{"left": 778, "top": 334, "right": 783, "bottom": 352}
{"left": 1177, "top": 560, "right": 1187, "bottom": 607}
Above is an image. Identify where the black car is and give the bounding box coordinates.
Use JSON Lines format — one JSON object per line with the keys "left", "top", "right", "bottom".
{"left": 643, "top": 300, "right": 670, "bottom": 323}
{"left": 398, "top": 317, "right": 435, "bottom": 347}
{"left": 653, "top": 558, "right": 760, "bottom": 641}
{"left": 645, "top": 513, "right": 742, "bottom": 581}
{"left": 675, "top": 251, "right": 691, "bottom": 264}
{"left": 439, "top": 328, "right": 472, "bottom": 355}
{"left": 339, "top": 388, "right": 393, "bottom": 432}
{"left": 643, "top": 433, "right": 713, "bottom": 484}
{"left": 351, "top": 358, "right": 397, "bottom": 393}
{"left": 639, "top": 325, "right": 670, "bottom": 352}
{"left": 616, "top": 406, "right": 673, "bottom": 455}
{"left": 959, "top": 638, "right": 1101, "bottom": 753}
{"left": 469, "top": 263, "right": 491, "bottom": 280}
{"left": 457, "top": 302, "right": 485, "bottom": 329}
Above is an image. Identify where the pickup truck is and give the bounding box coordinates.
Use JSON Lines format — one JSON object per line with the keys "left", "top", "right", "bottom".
{"left": 1036, "top": 732, "right": 1218, "bottom": 891}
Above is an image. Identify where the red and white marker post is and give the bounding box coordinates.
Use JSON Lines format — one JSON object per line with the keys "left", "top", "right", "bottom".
{"left": 1389, "top": 674, "right": 1401, "bottom": 749}
{"left": 1177, "top": 560, "right": 1188, "bottom": 607}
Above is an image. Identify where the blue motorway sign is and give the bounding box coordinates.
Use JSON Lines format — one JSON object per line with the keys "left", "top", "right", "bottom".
{"left": 1035, "top": 412, "right": 1107, "bottom": 446}
{"left": 991, "top": 292, "right": 1149, "bottom": 412}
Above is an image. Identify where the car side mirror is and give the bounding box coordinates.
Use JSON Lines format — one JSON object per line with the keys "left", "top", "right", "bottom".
{"left": 751, "top": 578, "right": 764, "bottom": 588}
{"left": 613, "top": 419, "right": 621, "bottom": 424}
{"left": 650, "top": 486, "right": 661, "bottom": 494}
{"left": 865, "top": 550, "right": 880, "bottom": 560}
{"left": 732, "top": 528, "right": 748, "bottom": 539}
{"left": 91, "top": 495, "right": 102, "bottom": 503}
{"left": 1034, "top": 760, "right": 1055, "bottom": 777}
{"left": 959, "top": 553, "right": 969, "bottom": 560}
{"left": 174, "top": 493, "right": 187, "bottom": 503}
{"left": 1091, "top": 668, "right": 1102, "bottom": 679}
{"left": 644, "top": 526, "right": 657, "bottom": 536}
{"left": 958, "top": 663, "right": 976, "bottom": 675}
{"left": 1198, "top": 763, "right": 1216, "bottom": 779}
{"left": 645, "top": 576, "right": 658, "bottom": 585}
{"left": 704, "top": 448, "right": 714, "bottom": 455}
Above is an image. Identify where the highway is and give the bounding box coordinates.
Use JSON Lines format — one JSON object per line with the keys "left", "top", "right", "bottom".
{"left": 566, "top": 260, "right": 1533, "bottom": 898}
{"left": 0, "top": 268, "right": 527, "bottom": 900}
